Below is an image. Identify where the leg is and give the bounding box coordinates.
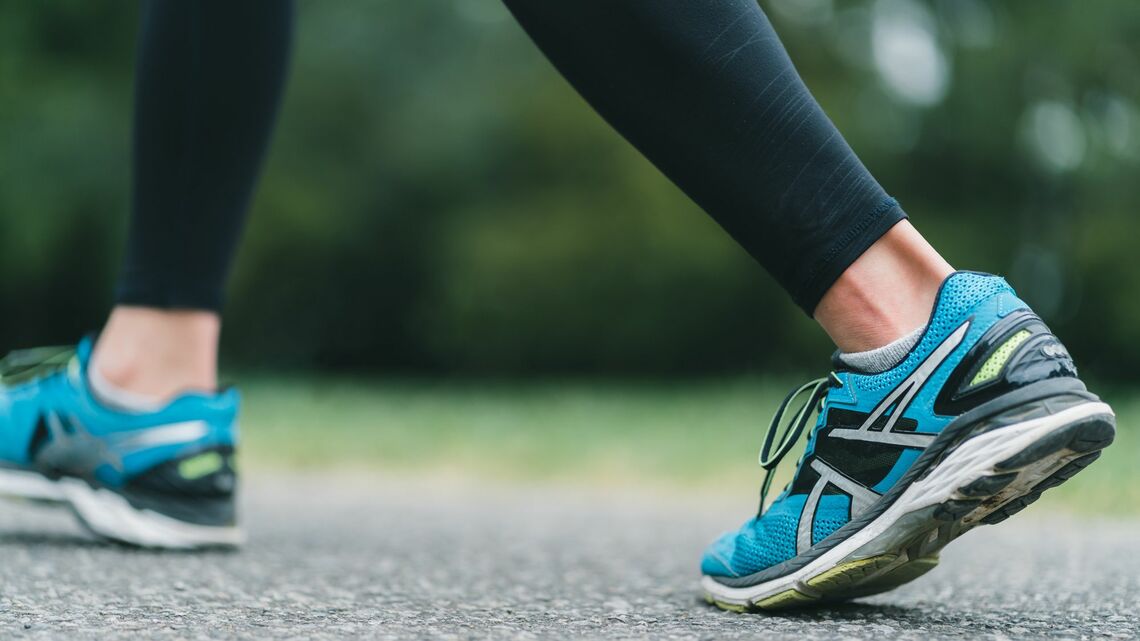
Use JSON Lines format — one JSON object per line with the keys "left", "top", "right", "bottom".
{"left": 502, "top": 0, "right": 1114, "bottom": 609}
{"left": 93, "top": 0, "right": 294, "bottom": 400}
{"left": 502, "top": 0, "right": 948, "bottom": 351}
{"left": 0, "top": 0, "right": 293, "bottom": 548}
{"left": 814, "top": 221, "right": 951, "bottom": 352}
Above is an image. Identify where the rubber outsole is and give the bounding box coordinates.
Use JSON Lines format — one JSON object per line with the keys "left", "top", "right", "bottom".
{"left": 0, "top": 468, "right": 243, "bottom": 550}
{"left": 704, "top": 403, "right": 1115, "bottom": 613}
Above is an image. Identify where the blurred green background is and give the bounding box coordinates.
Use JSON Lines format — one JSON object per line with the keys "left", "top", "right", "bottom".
{"left": 0, "top": 1, "right": 1137, "bottom": 507}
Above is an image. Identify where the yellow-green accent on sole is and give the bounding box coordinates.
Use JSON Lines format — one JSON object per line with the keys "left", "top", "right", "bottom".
{"left": 704, "top": 595, "right": 749, "bottom": 613}
{"left": 754, "top": 588, "right": 816, "bottom": 610}
{"left": 706, "top": 554, "right": 942, "bottom": 613}
{"left": 805, "top": 554, "right": 898, "bottom": 592}
{"left": 848, "top": 555, "right": 940, "bottom": 594}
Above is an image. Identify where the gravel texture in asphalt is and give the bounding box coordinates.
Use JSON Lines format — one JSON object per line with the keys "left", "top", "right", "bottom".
{"left": 0, "top": 475, "right": 1135, "bottom": 640}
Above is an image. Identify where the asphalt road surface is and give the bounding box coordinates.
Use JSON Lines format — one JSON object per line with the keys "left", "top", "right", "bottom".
{"left": 0, "top": 475, "right": 1135, "bottom": 640}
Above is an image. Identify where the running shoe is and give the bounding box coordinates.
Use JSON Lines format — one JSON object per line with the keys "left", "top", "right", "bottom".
{"left": 0, "top": 337, "right": 242, "bottom": 548}
{"left": 701, "top": 271, "right": 1115, "bottom": 610}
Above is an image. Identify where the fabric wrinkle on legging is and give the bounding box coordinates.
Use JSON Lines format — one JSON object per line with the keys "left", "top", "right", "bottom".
{"left": 115, "top": 0, "right": 904, "bottom": 316}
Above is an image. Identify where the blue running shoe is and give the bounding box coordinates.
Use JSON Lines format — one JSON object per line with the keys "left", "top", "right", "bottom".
{"left": 0, "top": 338, "right": 242, "bottom": 548}
{"left": 701, "top": 272, "right": 1115, "bottom": 610}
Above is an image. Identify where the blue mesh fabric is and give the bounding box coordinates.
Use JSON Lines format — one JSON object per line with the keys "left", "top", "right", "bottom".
{"left": 701, "top": 494, "right": 806, "bottom": 577}
{"left": 852, "top": 272, "right": 1013, "bottom": 395}
{"left": 700, "top": 494, "right": 855, "bottom": 577}
{"left": 812, "top": 494, "right": 851, "bottom": 546}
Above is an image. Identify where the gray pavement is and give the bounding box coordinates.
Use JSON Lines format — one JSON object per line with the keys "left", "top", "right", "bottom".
{"left": 0, "top": 475, "right": 1135, "bottom": 640}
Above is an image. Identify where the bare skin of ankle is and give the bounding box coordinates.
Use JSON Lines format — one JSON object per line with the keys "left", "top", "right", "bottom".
{"left": 814, "top": 221, "right": 954, "bottom": 354}
{"left": 90, "top": 306, "right": 220, "bottom": 401}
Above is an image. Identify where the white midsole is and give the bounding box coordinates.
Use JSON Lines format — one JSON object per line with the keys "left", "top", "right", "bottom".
{"left": 702, "top": 400, "right": 1113, "bottom": 605}
{"left": 0, "top": 468, "right": 244, "bottom": 549}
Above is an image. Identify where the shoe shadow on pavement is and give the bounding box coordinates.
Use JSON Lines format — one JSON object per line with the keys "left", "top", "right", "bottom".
{"left": 0, "top": 529, "right": 238, "bottom": 555}
{"left": 0, "top": 530, "right": 109, "bottom": 549}
{"left": 776, "top": 601, "right": 921, "bottom": 621}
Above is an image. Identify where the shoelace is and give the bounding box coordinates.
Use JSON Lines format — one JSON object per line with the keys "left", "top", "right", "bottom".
{"left": 0, "top": 345, "right": 75, "bottom": 386}
{"left": 756, "top": 372, "right": 843, "bottom": 516}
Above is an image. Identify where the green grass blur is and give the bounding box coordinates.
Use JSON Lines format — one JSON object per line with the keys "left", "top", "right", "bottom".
{"left": 238, "top": 377, "right": 1139, "bottom": 514}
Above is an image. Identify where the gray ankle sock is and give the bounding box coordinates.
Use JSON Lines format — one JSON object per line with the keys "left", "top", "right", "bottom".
{"left": 837, "top": 326, "right": 925, "bottom": 373}
{"left": 87, "top": 366, "right": 166, "bottom": 413}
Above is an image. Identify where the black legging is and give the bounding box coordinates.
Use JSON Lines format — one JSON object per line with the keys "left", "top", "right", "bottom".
{"left": 116, "top": 0, "right": 293, "bottom": 311}
{"left": 116, "top": 0, "right": 904, "bottom": 316}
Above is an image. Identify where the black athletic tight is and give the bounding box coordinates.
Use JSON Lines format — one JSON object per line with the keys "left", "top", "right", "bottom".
{"left": 116, "top": 0, "right": 293, "bottom": 311}
{"left": 115, "top": 0, "right": 904, "bottom": 315}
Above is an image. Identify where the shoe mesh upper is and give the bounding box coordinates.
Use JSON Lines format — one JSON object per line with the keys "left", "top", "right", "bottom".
{"left": 711, "top": 495, "right": 803, "bottom": 576}
{"left": 702, "top": 272, "right": 1025, "bottom": 580}
{"left": 811, "top": 494, "right": 851, "bottom": 546}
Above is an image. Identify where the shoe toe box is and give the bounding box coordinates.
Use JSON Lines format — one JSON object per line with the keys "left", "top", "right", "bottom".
{"left": 700, "top": 494, "right": 808, "bottom": 578}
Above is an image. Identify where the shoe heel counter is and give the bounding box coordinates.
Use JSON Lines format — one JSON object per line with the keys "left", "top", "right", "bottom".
{"left": 121, "top": 446, "right": 238, "bottom": 527}
{"left": 935, "top": 309, "right": 1078, "bottom": 414}
{"left": 164, "top": 400, "right": 240, "bottom": 501}
{"left": 119, "top": 398, "right": 242, "bottom": 528}
{"left": 1000, "top": 324, "right": 1077, "bottom": 387}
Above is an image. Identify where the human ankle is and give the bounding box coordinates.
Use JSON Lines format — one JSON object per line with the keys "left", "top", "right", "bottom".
{"left": 813, "top": 221, "right": 953, "bottom": 353}
{"left": 90, "top": 306, "right": 220, "bottom": 402}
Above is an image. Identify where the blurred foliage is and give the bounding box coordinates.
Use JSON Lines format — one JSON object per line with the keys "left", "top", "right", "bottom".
{"left": 1, "top": 1, "right": 1139, "bottom": 378}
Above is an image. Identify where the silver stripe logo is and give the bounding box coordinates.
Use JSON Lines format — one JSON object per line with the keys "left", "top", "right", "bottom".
{"left": 797, "top": 459, "right": 881, "bottom": 553}
{"left": 106, "top": 421, "right": 210, "bottom": 452}
{"left": 795, "top": 320, "right": 971, "bottom": 554}
{"left": 828, "top": 321, "right": 970, "bottom": 446}
{"left": 34, "top": 414, "right": 210, "bottom": 476}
